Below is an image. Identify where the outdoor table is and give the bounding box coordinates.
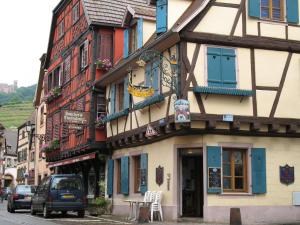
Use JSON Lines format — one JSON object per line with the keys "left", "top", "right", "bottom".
{"left": 124, "top": 199, "right": 152, "bottom": 221}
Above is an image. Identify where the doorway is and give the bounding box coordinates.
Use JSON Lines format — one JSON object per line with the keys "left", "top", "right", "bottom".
{"left": 180, "top": 149, "right": 203, "bottom": 217}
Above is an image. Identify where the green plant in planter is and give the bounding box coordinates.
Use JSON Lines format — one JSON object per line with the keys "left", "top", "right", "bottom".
{"left": 88, "top": 197, "right": 111, "bottom": 216}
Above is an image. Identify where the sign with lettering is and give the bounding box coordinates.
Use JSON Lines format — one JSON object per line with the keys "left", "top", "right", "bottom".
{"left": 223, "top": 114, "right": 234, "bottom": 122}
{"left": 280, "top": 164, "right": 294, "bottom": 185}
{"left": 68, "top": 124, "right": 83, "bottom": 130}
{"left": 62, "top": 110, "right": 89, "bottom": 125}
{"left": 174, "top": 99, "right": 190, "bottom": 123}
{"left": 208, "top": 167, "right": 221, "bottom": 189}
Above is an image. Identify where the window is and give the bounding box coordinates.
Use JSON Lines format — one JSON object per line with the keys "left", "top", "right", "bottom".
{"left": 116, "top": 159, "right": 121, "bottom": 194}
{"left": 261, "top": 0, "right": 284, "bottom": 21}
{"left": 96, "top": 92, "right": 106, "bottom": 119}
{"left": 53, "top": 65, "right": 63, "bottom": 87}
{"left": 72, "top": 3, "right": 80, "bottom": 24}
{"left": 110, "top": 78, "right": 130, "bottom": 114}
{"left": 48, "top": 73, "right": 53, "bottom": 91}
{"left": 98, "top": 31, "right": 113, "bottom": 62}
{"left": 124, "top": 19, "right": 143, "bottom": 58}
{"left": 222, "top": 149, "right": 247, "bottom": 192}
{"left": 207, "top": 47, "right": 237, "bottom": 88}
{"left": 63, "top": 55, "right": 71, "bottom": 84}
{"left": 40, "top": 106, "right": 44, "bottom": 125}
{"left": 129, "top": 24, "right": 137, "bottom": 55}
{"left": 133, "top": 155, "right": 141, "bottom": 193}
{"left": 80, "top": 40, "right": 88, "bottom": 70}
{"left": 58, "top": 20, "right": 64, "bottom": 39}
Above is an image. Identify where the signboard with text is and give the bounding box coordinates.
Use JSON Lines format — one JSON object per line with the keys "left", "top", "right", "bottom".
{"left": 62, "top": 110, "right": 89, "bottom": 125}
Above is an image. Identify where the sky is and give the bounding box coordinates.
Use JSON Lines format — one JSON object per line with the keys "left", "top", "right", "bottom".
{"left": 0, "top": 0, "right": 60, "bottom": 88}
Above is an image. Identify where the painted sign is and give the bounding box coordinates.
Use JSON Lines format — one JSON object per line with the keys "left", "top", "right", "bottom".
{"left": 127, "top": 84, "right": 154, "bottom": 97}
{"left": 145, "top": 124, "right": 158, "bottom": 137}
{"left": 68, "top": 124, "right": 83, "bottom": 130}
{"left": 174, "top": 99, "right": 190, "bottom": 123}
{"left": 280, "top": 164, "right": 294, "bottom": 185}
{"left": 48, "top": 153, "right": 96, "bottom": 168}
{"left": 156, "top": 165, "right": 164, "bottom": 186}
{"left": 223, "top": 114, "right": 234, "bottom": 122}
{"left": 62, "top": 110, "right": 89, "bottom": 125}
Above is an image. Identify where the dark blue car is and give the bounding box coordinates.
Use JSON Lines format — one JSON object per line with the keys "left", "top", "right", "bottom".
{"left": 30, "top": 174, "right": 86, "bottom": 218}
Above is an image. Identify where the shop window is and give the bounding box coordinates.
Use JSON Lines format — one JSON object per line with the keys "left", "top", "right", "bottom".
{"left": 72, "top": 2, "right": 80, "bottom": 24}
{"left": 222, "top": 149, "right": 247, "bottom": 192}
{"left": 116, "top": 158, "right": 121, "bottom": 194}
{"left": 79, "top": 40, "right": 88, "bottom": 71}
{"left": 133, "top": 155, "right": 141, "bottom": 193}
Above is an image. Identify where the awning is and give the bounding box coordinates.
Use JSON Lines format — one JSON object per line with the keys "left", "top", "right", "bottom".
{"left": 47, "top": 153, "right": 96, "bottom": 168}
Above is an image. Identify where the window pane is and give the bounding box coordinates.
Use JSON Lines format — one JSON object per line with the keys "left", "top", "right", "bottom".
{"left": 223, "top": 163, "right": 231, "bottom": 176}
{"left": 235, "top": 164, "right": 243, "bottom": 176}
{"left": 261, "top": 0, "right": 269, "bottom": 7}
{"left": 272, "top": 0, "right": 280, "bottom": 8}
{"left": 261, "top": 8, "right": 270, "bottom": 18}
{"left": 235, "top": 178, "right": 244, "bottom": 189}
{"left": 223, "top": 151, "right": 230, "bottom": 163}
{"left": 234, "top": 151, "right": 242, "bottom": 164}
{"left": 272, "top": 9, "right": 281, "bottom": 20}
{"left": 223, "top": 177, "right": 231, "bottom": 189}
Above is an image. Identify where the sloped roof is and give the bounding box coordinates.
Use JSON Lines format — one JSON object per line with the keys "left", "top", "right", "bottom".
{"left": 82, "top": 0, "right": 155, "bottom": 26}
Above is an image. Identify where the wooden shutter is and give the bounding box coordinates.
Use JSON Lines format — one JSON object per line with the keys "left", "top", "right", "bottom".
{"left": 207, "top": 48, "right": 222, "bottom": 87}
{"left": 63, "top": 55, "right": 71, "bottom": 84}
{"left": 53, "top": 112, "right": 61, "bottom": 140}
{"left": 140, "top": 154, "right": 148, "bottom": 194}
{"left": 137, "top": 18, "right": 143, "bottom": 49}
{"left": 286, "top": 0, "right": 299, "bottom": 23}
{"left": 98, "top": 31, "right": 113, "bottom": 62}
{"left": 123, "top": 76, "right": 130, "bottom": 110}
{"left": 121, "top": 156, "right": 129, "bottom": 195}
{"left": 59, "top": 64, "right": 63, "bottom": 87}
{"left": 124, "top": 29, "right": 129, "bottom": 58}
{"left": 248, "top": 0, "right": 261, "bottom": 18}
{"left": 221, "top": 48, "right": 237, "bottom": 88}
{"left": 251, "top": 148, "right": 266, "bottom": 194}
{"left": 207, "top": 146, "right": 221, "bottom": 193}
{"left": 107, "top": 159, "right": 114, "bottom": 196}
{"left": 110, "top": 84, "right": 116, "bottom": 114}
{"left": 46, "top": 116, "right": 53, "bottom": 141}
{"left": 156, "top": 0, "right": 168, "bottom": 33}
{"left": 84, "top": 40, "right": 88, "bottom": 67}
{"left": 153, "top": 60, "right": 160, "bottom": 95}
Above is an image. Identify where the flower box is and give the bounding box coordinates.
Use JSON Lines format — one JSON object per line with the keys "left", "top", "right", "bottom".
{"left": 95, "top": 59, "right": 112, "bottom": 71}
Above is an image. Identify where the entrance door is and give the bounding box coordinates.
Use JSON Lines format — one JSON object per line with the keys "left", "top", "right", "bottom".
{"left": 181, "top": 152, "right": 203, "bottom": 217}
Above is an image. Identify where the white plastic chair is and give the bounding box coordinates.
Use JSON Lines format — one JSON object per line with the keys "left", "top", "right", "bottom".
{"left": 150, "top": 191, "right": 163, "bottom": 222}
{"left": 143, "top": 191, "right": 151, "bottom": 203}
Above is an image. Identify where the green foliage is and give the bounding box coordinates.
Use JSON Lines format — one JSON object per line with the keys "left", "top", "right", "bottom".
{"left": 0, "top": 84, "right": 37, "bottom": 105}
{"left": 90, "top": 197, "right": 109, "bottom": 208}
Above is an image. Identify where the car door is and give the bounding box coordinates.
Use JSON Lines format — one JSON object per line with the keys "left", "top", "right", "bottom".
{"left": 40, "top": 177, "right": 50, "bottom": 210}
{"left": 31, "top": 185, "right": 40, "bottom": 211}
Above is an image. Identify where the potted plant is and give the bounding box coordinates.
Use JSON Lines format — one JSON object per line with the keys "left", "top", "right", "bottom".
{"left": 95, "top": 59, "right": 112, "bottom": 71}
{"left": 88, "top": 197, "right": 111, "bottom": 216}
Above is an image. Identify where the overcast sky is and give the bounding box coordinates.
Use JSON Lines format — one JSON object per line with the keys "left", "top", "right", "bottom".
{"left": 0, "top": 0, "right": 60, "bottom": 88}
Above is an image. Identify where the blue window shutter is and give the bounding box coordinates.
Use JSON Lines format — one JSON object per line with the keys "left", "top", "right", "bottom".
{"left": 251, "top": 148, "right": 266, "bottom": 194}
{"left": 140, "top": 154, "right": 148, "bottom": 194}
{"left": 156, "top": 0, "right": 167, "bottom": 33}
{"left": 207, "top": 48, "right": 222, "bottom": 87}
{"left": 221, "top": 49, "right": 237, "bottom": 88}
{"left": 121, "top": 156, "right": 129, "bottom": 195}
{"left": 248, "top": 0, "right": 260, "bottom": 18}
{"left": 145, "top": 63, "right": 152, "bottom": 87}
{"left": 286, "top": 0, "right": 299, "bottom": 23}
{"left": 110, "top": 84, "right": 116, "bottom": 114}
{"left": 207, "top": 146, "right": 221, "bottom": 193}
{"left": 107, "top": 159, "right": 114, "bottom": 196}
{"left": 124, "top": 29, "right": 129, "bottom": 58}
{"left": 137, "top": 18, "right": 143, "bottom": 48}
{"left": 152, "top": 60, "right": 160, "bottom": 95}
{"left": 123, "top": 76, "right": 130, "bottom": 110}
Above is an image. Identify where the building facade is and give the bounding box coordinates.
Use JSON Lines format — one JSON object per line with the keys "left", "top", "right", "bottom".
{"left": 96, "top": 0, "right": 300, "bottom": 224}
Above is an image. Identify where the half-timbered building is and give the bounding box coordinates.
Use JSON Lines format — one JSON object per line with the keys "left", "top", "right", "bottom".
{"left": 44, "top": 0, "right": 155, "bottom": 198}
{"left": 96, "top": 0, "right": 300, "bottom": 223}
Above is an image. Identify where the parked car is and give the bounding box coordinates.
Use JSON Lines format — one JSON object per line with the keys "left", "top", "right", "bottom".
{"left": 31, "top": 174, "right": 86, "bottom": 218}
{"left": 7, "top": 185, "right": 35, "bottom": 213}
{"left": 4, "top": 187, "right": 12, "bottom": 200}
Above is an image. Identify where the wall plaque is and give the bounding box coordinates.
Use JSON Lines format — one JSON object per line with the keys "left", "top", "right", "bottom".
{"left": 280, "top": 164, "right": 294, "bottom": 185}
{"left": 156, "top": 166, "right": 164, "bottom": 186}
{"left": 208, "top": 167, "right": 221, "bottom": 189}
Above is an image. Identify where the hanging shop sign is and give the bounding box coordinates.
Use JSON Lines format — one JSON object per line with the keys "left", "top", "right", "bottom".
{"left": 280, "top": 164, "right": 294, "bottom": 185}
{"left": 156, "top": 165, "right": 164, "bottom": 186}
{"left": 127, "top": 83, "right": 154, "bottom": 98}
{"left": 174, "top": 99, "right": 190, "bottom": 123}
{"left": 62, "top": 110, "right": 89, "bottom": 125}
{"left": 145, "top": 124, "right": 158, "bottom": 137}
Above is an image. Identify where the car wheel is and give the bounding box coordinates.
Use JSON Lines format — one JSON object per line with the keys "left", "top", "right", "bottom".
{"left": 43, "top": 205, "right": 50, "bottom": 218}
{"left": 7, "top": 205, "right": 10, "bottom": 213}
{"left": 10, "top": 206, "right": 15, "bottom": 213}
{"left": 77, "top": 210, "right": 85, "bottom": 218}
{"left": 61, "top": 211, "right": 67, "bottom": 216}
{"left": 30, "top": 204, "right": 36, "bottom": 215}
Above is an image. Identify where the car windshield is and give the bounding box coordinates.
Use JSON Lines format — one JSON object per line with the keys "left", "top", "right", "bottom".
{"left": 16, "top": 185, "right": 34, "bottom": 194}
{"left": 51, "top": 177, "right": 82, "bottom": 191}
